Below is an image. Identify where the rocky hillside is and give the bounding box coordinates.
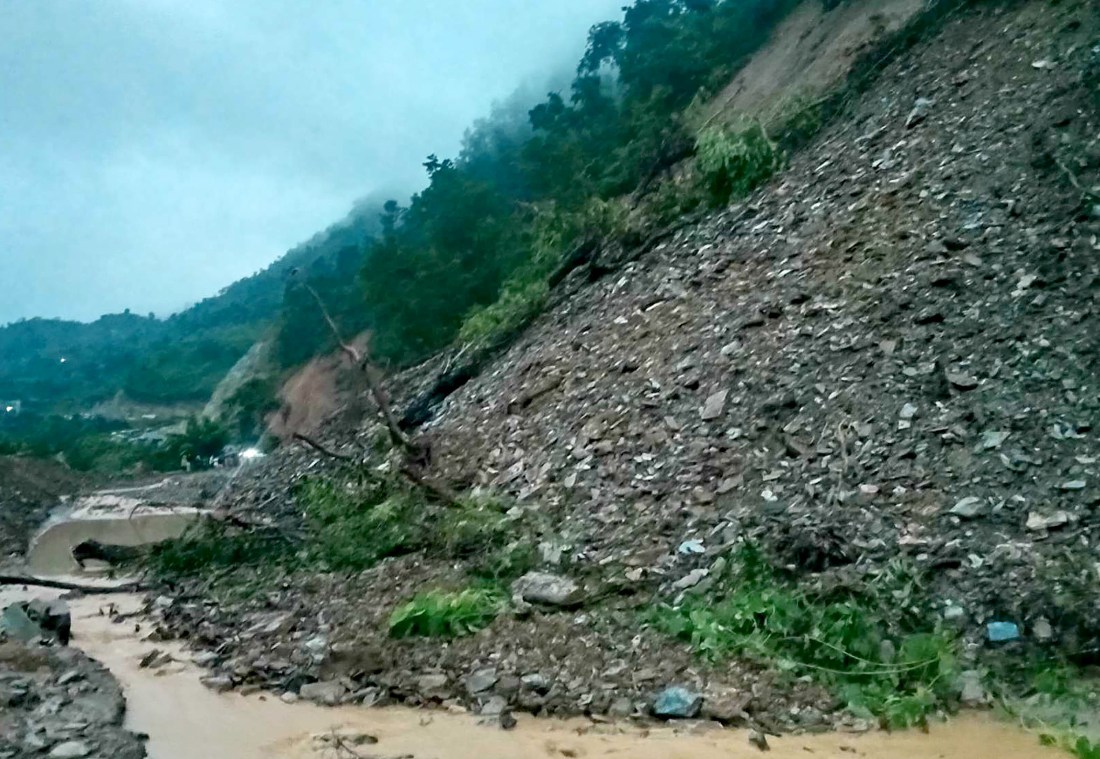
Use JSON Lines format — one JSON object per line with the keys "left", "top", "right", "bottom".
{"left": 150, "top": 0, "right": 1099, "bottom": 735}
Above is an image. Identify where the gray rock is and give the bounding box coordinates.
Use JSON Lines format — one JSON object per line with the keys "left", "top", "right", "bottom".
{"left": 949, "top": 497, "right": 986, "bottom": 519}
{"left": 1026, "top": 510, "right": 1070, "bottom": 531}
{"left": 49, "top": 742, "right": 91, "bottom": 759}
{"left": 199, "top": 675, "right": 233, "bottom": 693}
{"left": 672, "top": 568, "right": 709, "bottom": 591}
{"left": 609, "top": 697, "right": 635, "bottom": 718}
{"left": 700, "top": 390, "right": 729, "bottom": 421}
{"left": 465, "top": 668, "right": 499, "bottom": 695}
{"left": 512, "top": 572, "right": 583, "bottom": 607}
{"left": 905, "top": 98, "right": 934, "bottom": 128}
{"left": 701, "top": 687, "right": 750, "bottom": 723}
{"left": 299, "top": 680, "right": 347, "bottom": 706}
{"left": 479, "top": 695, "right": 509, "bottom": 716}
{"left": 957, "top": 670, "right": 985, "bottom": 705}
{"left": 418, "top": 674, "right": 449, "bottom": 693}
{"left": 1033, "top": 618, "right": 1054, "bottom": 642}
{"left": 520, "top": 673, "right": 550, "bottom": 693}
{"left": 1, "top": 605, "right": 43, "bottom": 643}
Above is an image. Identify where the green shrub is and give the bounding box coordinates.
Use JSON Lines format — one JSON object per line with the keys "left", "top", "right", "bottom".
{"left": 299, "top": 478, "right": 425, "bottom": 571}
{"left": 652, "top": 545, "right": 957, "bottom": 728}
{"left": 146, "top": 521, "right": 295, "bottom": 578}
{"left": 470, "top": 540, "right": 539, "bottom": 584}
{"left": 388, "top": 587, "right": 505, "bottom": 638}
{"left": 696, "top": 122, "right": 783, "bottom": 206}
{"left": 433, "top": 504, "right": 510, "bottom": 558}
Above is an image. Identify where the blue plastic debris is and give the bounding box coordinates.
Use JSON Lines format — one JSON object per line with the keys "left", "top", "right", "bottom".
{"left": 677, "top": 539, "right": 705, "bottom": 555}
{"left": 987, "top": 621, "right": 1021, "bottom": 642}
{"left": 652, "top": 686, "right": 703, "bottom": 718}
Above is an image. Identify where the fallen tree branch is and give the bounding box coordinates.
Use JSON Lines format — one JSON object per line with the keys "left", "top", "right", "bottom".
{"left": 0, "top": 575, "right": 145, "bottom": 593}
{"left": 300, "top": 281, "right": 415, "bottom": 453}
{"left": 293, "top": 432, "right": 355, "bottom": 461}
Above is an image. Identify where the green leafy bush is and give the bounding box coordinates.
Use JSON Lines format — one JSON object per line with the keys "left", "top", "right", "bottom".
{"left": 652, "top": 545, "right": 958, "bottom": 728}
{"left": 146, "top": 521, "right": 295, "bottom": 578}
{"left": 389, "top": 588, "right": 505, "bottom": 638}
{"left": 470, "top": 540, "right": 539, "bottom": 584}
{"left": 695, "top": 121, "right": 783, "bottom": 205}
{"left": 299, "top": 478, "right": 425, "bottom": 571}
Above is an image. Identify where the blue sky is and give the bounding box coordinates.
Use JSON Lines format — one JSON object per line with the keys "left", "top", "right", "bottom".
{"left": 0, "top": 0, "right": 623, "bottom": 324}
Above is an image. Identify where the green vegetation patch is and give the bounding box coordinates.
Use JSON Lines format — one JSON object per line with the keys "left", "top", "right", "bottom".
{"left": 652, "top": 545, "right": 958, "bottom": 728}
{"left": 389, "top": 587, "right": 506, "bottom": 639}
{"left": 696, "top": 121, "right": 783, "bottom": 206}
{"left": 146, "top": 521, "right": 296, "bottom": 579}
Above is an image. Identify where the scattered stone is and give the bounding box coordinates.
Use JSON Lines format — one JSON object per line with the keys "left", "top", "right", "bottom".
{"left": 945, "top": 372, "right": 979, "bottom": 391}
{"left": 652, "top": 686, "right": 702, "bottom": 719}
{"left": 200, "top": 675, "right": 234, "bottom": 693}
{"left": 1060, "top": 480, "right": 1086, "bottom": 491}
{"left": 1026, "top": 511, "right": 1070, "bottom": 531}
{"left": 957, "top": 670, "right": 985, "bottom": 705}
{"left": 511, "top": 572, "right": 583, "bottom": 608}
{"left": 949, "top": 497, "right": 986, "bottom": 519}
{"left": 700, "top": 390, "right": 729, "bottom": 421}
{"left": 465, "top": 669, "right": 499, "bottom": 695}
{"left": 609, "top": 697, "right": 635, "bottom": 718}
{"left": 48, "top": 741, "right": 92, "bottom": 758}
{"left": 672, "top": 568, "right": 709, "bottom": 591}
{"left": 299, "top": 680, "right": 348, "bottom": 706}
{"left": 748, "top": 729, "right": 771, "bottom": 752}
{"left": 499, "top": 711, "right": 517, "bottom": 730}
{"left": 978, "top": 430, "right": 1010, "bottom": 450}
{"left": 479, "top": 695, "right": 509, "bottom": 717}
{"left": 905, "top": 97, "right": 934, "bottom": 128}
{"left": 1033, "top": 618, "right": 1054, "bottom": 642}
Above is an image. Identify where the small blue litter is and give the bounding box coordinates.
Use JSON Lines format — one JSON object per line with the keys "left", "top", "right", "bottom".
{"left": 987, "top": 621, "right": 1021, "bottom": 642}
{"left": 677, "top": 539, "right": 705, "bottom": 555}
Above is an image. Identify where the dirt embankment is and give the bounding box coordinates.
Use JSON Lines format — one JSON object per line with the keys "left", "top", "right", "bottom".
{"left": 151, "top": 0, "right": 1098, "bottom": 733}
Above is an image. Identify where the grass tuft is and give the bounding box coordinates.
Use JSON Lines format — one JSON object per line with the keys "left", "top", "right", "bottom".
{"left": 388, "top": 587, "right": 505, "bottom": 639}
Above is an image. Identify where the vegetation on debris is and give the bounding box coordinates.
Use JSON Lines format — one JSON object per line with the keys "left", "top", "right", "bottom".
{"left": 652, "top": 545, "right": 959, "bottom": 728}
{"left": 388, "top": 587, "right": 506, "bottom": 639}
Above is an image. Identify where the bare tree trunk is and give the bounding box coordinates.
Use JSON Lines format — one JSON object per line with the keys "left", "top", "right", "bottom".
{"left": 0, "top": 575, "right": 145, "bottom": 593}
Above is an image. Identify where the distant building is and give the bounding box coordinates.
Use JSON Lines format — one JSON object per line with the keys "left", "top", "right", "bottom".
{"left": 2, "top": 400, "right": 21, "bottom": 415}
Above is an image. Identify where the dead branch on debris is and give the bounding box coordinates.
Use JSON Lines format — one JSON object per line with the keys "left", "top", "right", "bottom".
{"left": 0, "top": 575, "right": 145, "bottom": 593}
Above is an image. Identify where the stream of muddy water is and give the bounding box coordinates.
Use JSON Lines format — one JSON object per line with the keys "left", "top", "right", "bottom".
{"left": 4, "top": 502, "right": 1063, "bottom": 759}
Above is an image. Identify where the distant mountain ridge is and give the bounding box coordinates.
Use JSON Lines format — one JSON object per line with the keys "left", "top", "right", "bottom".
{"left": 0, "top": 202, "right": 383, "bottom": 412}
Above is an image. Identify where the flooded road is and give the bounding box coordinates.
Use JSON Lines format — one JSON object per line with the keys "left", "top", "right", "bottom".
{"left": 2, "top": 500, "right": 1063, "bottom": 759}
{"left": 25, "top": 494, "right": 201, "bottom": 575}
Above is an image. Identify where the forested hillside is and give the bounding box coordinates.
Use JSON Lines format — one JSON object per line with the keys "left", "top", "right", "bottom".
{"left": 3, "top": 0, "right": 823, "bottom": 468}
{"left": 0, "top": 203, "right": 382, "bottom": 410}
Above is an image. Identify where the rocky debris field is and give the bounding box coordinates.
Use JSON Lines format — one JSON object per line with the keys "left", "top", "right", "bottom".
{"left": 0, "top": 602, "right": 146, "bottom": 759}
{"left": 0, "top": 459, "right": 86, "bottom": 565}
{"left": 148, "top": 0, "right": 1099, "bottom": 733}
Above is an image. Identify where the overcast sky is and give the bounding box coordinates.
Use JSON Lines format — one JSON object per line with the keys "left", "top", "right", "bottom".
{"left": 0, "top": 0, "right": 623, "bottom": 325}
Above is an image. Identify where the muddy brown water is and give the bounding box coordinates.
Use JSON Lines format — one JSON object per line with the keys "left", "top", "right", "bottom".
{"left": 5, "top": 508, "right": 1062, "bottom": 759}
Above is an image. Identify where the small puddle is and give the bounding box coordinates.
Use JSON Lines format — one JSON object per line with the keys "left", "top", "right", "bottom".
{"left": 4, "top": 508, "right": 1064, "bottom": 759}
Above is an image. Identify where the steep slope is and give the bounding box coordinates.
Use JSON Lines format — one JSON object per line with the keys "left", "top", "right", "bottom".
{"left": 151, "top": 0, "right": 1098, "bottom": 732}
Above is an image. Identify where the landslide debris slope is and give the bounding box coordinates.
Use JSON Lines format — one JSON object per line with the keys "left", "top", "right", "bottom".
{"left": 152, "top": 0, "right": 1099, "bottom": 731}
